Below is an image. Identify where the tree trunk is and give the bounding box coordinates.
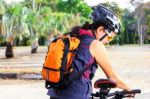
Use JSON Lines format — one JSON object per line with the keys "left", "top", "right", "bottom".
{"left": 31, "top": 41, "right": 39, "bottom": 53}
{"left": 5, "top": 35, "right": 14, "bottom": 58}
{"left": 5, "top": 42, "right": 14, "bottom": 58}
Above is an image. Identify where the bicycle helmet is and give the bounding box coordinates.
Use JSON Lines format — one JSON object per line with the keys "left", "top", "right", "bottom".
{"left": 91, "top": 5, "right": 121, "bottom": 34}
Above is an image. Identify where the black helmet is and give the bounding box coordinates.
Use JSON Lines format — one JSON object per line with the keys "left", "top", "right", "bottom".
{"left": 91, "top": 5, "right": 121, "bottom": 34}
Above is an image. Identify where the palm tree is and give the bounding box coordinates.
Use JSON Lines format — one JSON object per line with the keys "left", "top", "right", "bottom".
{"left": 1, "top": 1, "right": 24, "bottom": 58}
{"left": 0, "top": 0, "right": 4, "bottom": 36}
{"left": 1, "top": 0, "right": 15, "bottom": 58}
{"left": 23, "top": 0, "right": 51, "bottom": 53}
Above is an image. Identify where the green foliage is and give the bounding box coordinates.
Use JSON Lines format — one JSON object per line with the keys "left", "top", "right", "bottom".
{"left": 0, "top": 0, "right": 91, "bottom": 46}
{"left": 0, "top": 35, "right": 5, "bottom": 44}
{"left": 134, "top": 2, "right": 150, "bottom": 44}
{"left": 47, "top": 12, "right": 85, "bottom": 34}
{"left": 2, "top": 0, "right": 150, "bottom": 46}
{"left": 38, "top": 35, "right": 46, "bottom": 45}
{"left": 21, "top": 36, "right": 32, "bottom": 46}
{"left": 0, "top": 0, "right": 5, "bottom": 14}
{"left": 121, "top": 9, "right": 138, "bottom": 44}
{"left": 57, "top": 0, "right": 92, "bottom": 18}
{"left": 145, "top": 8, "right": 150, "bottom": 34}
{"left": 2, "top": 3, "right": 25, "bottom": 42}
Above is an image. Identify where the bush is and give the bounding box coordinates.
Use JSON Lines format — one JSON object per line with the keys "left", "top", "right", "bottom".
{"left": 21, "top": 36, "right": 32, "bottom": 46}
{"left": 38, "top": 36, "right": 46, "bottom": 45}
{"left": 0, "top": 36, "right": 6, "bottom": 46}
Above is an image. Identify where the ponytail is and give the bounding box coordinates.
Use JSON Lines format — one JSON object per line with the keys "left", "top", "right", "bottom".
{"left": 82, "top": 21, "right": 104, "bottom": 30}
{"left": 70, "top": 26, "right": 82, "bottom": 37}
{"left": 69, "top": 21, "right": 104, "bottom": 38}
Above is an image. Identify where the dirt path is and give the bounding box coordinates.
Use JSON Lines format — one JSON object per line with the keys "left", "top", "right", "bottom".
{"left": 0, "top": 45, "right": 150, "bottom": 99}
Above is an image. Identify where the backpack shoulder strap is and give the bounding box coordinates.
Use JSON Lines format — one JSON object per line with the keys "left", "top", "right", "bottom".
{"left": 61, "top": 37, "right": 70, "bottom": 72}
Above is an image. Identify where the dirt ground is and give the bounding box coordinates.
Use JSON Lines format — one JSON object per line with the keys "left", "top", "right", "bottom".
{"left": 0, "top": 45, "right": 150, "bottom": 99}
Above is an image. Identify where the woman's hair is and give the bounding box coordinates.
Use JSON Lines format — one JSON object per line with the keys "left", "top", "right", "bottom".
{"left": 82, "top": 21, "right": 105, "bottom": 30}
{"left": 70, "top": 26, "right": 82, "bottom": 37}
{"left": 70, "top": 21, "right": 105, "bottom": 37}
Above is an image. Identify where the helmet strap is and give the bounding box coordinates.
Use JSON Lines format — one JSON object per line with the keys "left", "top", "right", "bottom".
{"left": 99, "top": 33, "right": 107, "bottom": 41}
{"left": 91, "top": 26, "right": 108, "bottom": 41}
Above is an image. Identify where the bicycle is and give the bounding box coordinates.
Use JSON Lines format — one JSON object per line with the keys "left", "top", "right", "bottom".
{"left": 91, "top": 79, "right": 141, "bottom": 99}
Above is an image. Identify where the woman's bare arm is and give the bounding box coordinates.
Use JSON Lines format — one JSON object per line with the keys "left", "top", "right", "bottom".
{"left": 90, "top": 40, "right": 131, "bottom": 90}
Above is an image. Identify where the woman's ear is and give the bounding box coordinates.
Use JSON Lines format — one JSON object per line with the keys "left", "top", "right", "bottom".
{"left": 94, "top": 26, "right": 105, "bottom": 40}
{"left": 96, "top": 26, "right": 105, "bottom": 35}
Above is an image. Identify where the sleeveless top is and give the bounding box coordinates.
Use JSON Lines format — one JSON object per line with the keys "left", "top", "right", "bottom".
{"left": 47, "top": 29, "right": 98, "bottom": 99}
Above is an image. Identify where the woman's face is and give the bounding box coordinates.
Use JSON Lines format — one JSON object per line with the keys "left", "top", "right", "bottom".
{"left": 95, "top": 26, "right": 116, "bottom": 45}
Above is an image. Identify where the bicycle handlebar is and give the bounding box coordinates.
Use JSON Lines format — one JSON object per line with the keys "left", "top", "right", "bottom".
{"left": 91, "top": 79, "right": 141, "bottom": 99}
{"left": 91, "top": 89, "right": 141, "bottom": 98}
{"left": 107, "top": 89, "right": 141, "bottom": 97}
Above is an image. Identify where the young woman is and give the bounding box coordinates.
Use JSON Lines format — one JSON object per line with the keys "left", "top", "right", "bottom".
{"left": 48, "top": 5, "right": 132, "bottom": 99}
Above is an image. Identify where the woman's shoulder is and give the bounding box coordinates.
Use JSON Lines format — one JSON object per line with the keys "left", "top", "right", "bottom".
{"left": 90, "top": 40, "right": 104, "bottom": 48}
{"left": 89, "top": 40, "right": 106, "bottom": 57}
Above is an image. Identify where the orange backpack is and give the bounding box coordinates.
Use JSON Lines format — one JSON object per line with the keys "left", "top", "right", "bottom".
{"left": 41, "top": 36, "right": 80, "bottom": 89}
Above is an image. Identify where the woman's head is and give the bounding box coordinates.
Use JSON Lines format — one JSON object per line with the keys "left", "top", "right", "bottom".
{"left": 70, "top": 5, "right": 120, "bottom": 44}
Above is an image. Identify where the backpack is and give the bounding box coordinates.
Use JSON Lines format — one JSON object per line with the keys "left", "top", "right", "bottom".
{"left": 41, "top": 35, "right": 80, "bottom": 89}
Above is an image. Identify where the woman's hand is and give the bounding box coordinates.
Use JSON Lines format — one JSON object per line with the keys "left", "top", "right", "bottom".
{"left": 123, "top": 89, "right": 135, "bottom": 99}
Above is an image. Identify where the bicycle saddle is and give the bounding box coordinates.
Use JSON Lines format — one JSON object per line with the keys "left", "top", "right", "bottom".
{"left": 94, "top": 79, "right": 117, "bottom": 89}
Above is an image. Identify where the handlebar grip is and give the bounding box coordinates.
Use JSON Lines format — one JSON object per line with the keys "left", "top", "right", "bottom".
{"left": 107, "top": 89, "right": 141, "bottom": 97}
{"left": 123, "top": 89, "right": 141, "bottom": 94}
{"left": 131, "top": 89, "right": 141, "bottom": 93}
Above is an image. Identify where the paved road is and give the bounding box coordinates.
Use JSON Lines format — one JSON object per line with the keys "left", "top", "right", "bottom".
{"left": 0, "top": 45, "right": 150, "bottom": 99}
{"left": 0, "top": 80, "right": 49, "bottom": 99}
